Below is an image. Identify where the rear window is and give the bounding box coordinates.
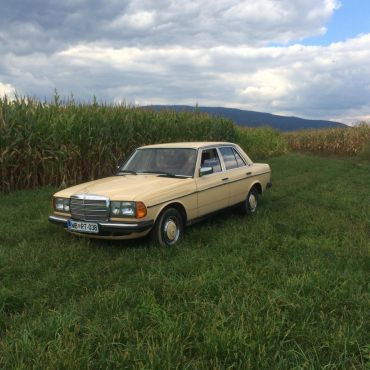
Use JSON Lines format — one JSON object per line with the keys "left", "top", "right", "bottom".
{"left": 233, "top": 149, "right": 246, "bottom": 167}
{"left": 219, "top": 147, "right": 246, "bottom": 170}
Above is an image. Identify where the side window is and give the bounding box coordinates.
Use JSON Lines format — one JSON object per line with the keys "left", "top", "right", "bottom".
{"left": 219, "top": 147, "right": 238, "bottom": 170}
{"left": 233, "top": 148, "right": 246, "bottom": 167}
{"left": 201, "top": 148, "right": 222, "bottom": 174}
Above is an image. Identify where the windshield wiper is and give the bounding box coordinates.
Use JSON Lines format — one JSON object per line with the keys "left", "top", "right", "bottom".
{"left": 134, "top": 171, "right": 188, "bottom": 178}
{"left": 156, "top": 172, "right": 189, "bottom": 178}
{"left": 117, "top": 170, "right": 137, "bottom": 175}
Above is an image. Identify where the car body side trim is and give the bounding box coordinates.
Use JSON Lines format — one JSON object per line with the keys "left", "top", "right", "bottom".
{"left": 147, "top": 171, "right": 271, "bottom": 208}
{"left": 99, "top": 222, "right": 138, "bottom": 227}
{"left": 186, "top": 202, "right": 244, "bottom": 226}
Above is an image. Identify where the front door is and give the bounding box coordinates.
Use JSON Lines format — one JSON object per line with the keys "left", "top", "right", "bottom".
{"left": 195, "top": 148, "right": 229, "bottom": 217}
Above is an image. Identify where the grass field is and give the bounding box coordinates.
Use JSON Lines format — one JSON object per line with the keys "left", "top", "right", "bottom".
{"left": 0, "top": 154, "right": 369, "bottom": 369}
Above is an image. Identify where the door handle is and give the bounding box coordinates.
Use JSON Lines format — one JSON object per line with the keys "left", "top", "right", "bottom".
{"left": 246, "top": 172, "right": 252, "bottom": 176}
{"left": 222, "top": 177, "right": 229, "bottom": 181}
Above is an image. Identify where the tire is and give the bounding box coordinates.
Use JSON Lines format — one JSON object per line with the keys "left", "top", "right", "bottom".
{"left": 151, "top": 208, "right": 183, "bottom": 246}
{"left": 239, "top": 187, "right": 259, "bottom": 215}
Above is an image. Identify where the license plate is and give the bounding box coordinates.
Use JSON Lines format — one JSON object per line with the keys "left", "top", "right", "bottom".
{"left": 67, "top": 219, "right": 99, "bottom": 234}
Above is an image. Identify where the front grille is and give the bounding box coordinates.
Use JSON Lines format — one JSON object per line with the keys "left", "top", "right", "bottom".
{"left": 70, "top": 195, "right": 109, "bottom": 222}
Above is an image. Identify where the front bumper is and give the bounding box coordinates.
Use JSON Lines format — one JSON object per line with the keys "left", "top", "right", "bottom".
{"left": 48, "top": 215, "right": 154, "bottom": 236}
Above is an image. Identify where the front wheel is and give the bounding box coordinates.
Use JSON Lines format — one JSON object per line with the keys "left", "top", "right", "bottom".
{"left": 151, "top": 208, "right": 183, "bottom": 246}
{"left": 239, "top": 187, "right": 259, "bottom": 215}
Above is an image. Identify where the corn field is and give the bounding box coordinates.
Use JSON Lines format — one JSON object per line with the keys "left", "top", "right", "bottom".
{"left": 0, "top": 96, "right": 237, "bottom": 192}
{"left": 236, "top": 126, "right": 287, "bottom": 159}
{"left": 284, "top": 124, "right": 370, "bottom": 158}
{"left": 3, "top": 95, "right": 365, "bottom": 193}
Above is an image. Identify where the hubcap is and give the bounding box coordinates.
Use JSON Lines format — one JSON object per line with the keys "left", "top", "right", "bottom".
{"left": 248, "top": 193, "right": 257, "bottom": 211}
{"left": 164, "top": 218, "right": 179, "bottom": 243}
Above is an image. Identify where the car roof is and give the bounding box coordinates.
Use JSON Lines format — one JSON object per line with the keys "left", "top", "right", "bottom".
{"left": 138, "top": 142, "right": 235, "bottom": 150}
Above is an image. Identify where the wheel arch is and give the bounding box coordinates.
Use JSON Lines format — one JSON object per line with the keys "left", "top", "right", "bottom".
{"left": 250, "top": 181, "right": 262, "bottom": 194}
{"left": 155, "top": 201, "right": 188, "bottom": 226}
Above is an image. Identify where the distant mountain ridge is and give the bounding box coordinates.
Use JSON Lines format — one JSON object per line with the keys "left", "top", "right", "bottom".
{"left": 146, "top": 105, "right": 347, "bottom": 131}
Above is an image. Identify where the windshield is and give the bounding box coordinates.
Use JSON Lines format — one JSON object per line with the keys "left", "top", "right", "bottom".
{"left": 119, "top": 148, "right": 197, "bottom": 177}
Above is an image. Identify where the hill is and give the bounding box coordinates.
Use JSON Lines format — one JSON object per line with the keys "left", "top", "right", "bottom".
{"left": 147, "top": 105, "right": 347, "bottom": 131}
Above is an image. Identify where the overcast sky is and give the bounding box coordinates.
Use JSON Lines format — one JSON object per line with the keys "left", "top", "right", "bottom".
{"left": 1, "top": 0, "right": 370, "bottom": 123}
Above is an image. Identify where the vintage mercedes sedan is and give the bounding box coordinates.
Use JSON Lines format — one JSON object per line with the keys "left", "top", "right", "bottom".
{"left": 49, "top": 142, "right": 272, "bottom": 246}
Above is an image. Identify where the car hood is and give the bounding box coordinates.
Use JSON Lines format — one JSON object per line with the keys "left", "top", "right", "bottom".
{"left": 54, "top": 174, "right": 194, "bottom": 203}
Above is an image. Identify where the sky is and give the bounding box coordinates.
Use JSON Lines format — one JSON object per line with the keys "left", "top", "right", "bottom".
{"left": 1, "top": 0, "right": 370, "bottom": 124}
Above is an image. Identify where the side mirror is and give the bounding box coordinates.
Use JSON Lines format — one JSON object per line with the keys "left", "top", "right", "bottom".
{"left": 199, "top": 166, "right": 213, "bottom": 177}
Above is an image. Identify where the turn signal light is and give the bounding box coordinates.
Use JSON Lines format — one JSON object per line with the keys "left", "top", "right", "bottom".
{"left": 136, "top": 202, "right": 147, "bottom": 218}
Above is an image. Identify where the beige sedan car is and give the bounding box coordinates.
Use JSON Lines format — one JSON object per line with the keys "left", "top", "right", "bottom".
{"left": 49, "top": 142, "right": 272, "bottom": 246}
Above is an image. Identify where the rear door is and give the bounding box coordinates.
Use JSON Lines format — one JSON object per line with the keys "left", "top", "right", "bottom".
{"left": 195, "top": 147, "right": 229, "bottom": 217}
{"left": 218, "top": 146, "right": 251, "bottom": 206}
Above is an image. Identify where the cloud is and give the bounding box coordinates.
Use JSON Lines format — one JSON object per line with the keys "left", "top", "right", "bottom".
{"left": 109, "top": 10, "right": 156, "bottom": 30}
{"left": 4, "top": 32, "right": 368, "bottom": 121}
{"left": 1, "top": 0, "right": 370, "bottom": 123}
{"left": 0, "top": 0, "right": 340, "bottom": 54}
{"left": 0, "top": 82, "right": 15, "bottom": 98}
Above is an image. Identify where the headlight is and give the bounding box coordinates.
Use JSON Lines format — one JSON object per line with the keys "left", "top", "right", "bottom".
{"left": 110, "top": 201, "right": 147, "bottom": 218}
{"left": 54, "top": 197, "right": 70, "bottom": 212}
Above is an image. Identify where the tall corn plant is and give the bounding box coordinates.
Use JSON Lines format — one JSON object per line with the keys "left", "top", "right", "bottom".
{"left": 283, "top": 124, "right": 370, "bottom": 157}
{"left": 236, "top": 126, "right": 287, "bottom": 159}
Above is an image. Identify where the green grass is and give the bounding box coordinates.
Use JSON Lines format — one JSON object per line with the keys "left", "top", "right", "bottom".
{"left": 0, "top": 154, "right": 369, "bottom": 369}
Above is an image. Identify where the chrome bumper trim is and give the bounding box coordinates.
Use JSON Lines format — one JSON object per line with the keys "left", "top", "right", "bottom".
{"left": 48, "top": 216, "right": 154, "bottom": 233}
{"left": 48, "top": 215, "right": 68, "bottom": 225}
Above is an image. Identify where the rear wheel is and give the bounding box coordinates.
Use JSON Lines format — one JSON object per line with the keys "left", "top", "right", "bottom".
{"left": 151, "top": 208, "right": 183, "bottom": 246}
{"left": 240, "top": 187, "right": 259, "bottom": 215}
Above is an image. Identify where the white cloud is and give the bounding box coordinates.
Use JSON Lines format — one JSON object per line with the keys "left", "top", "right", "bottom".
{"left": 0, "top": 82, "right": 15, "bottom": 98}
{"left": 109, "top": 10, "right": 156, "bottom": 30}
{"left": 11, "top": 33, "right": 363, "bottom": 121}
